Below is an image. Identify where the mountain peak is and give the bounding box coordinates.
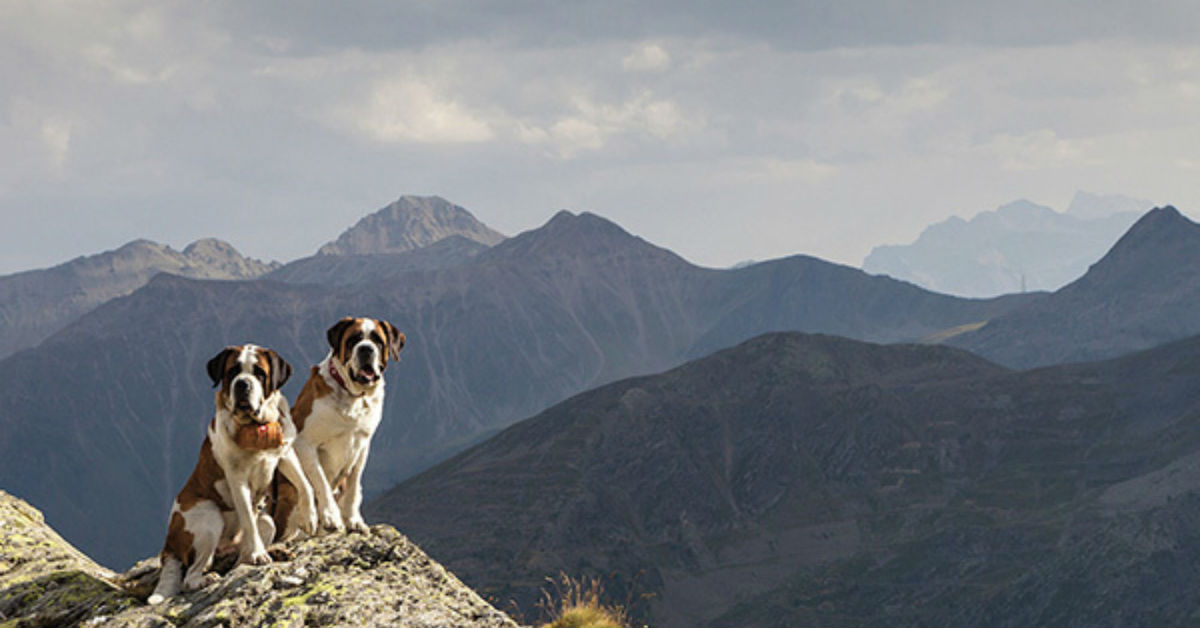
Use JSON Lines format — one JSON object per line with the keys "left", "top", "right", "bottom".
{"left": 1097, "top": 205, "right": 1195, "bottom": 264}
{"left": 318, "top": 195, "right": 505, "bottom": 256}
{"left": 481, "top": 209, "right": 688, "bottom": 267}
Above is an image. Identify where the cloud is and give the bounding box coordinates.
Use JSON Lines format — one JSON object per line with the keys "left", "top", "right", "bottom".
{"left": 337, "top": 79, "right": 495, "bottom": 144}
{"left": 517, "top": 91, "right": 701, "bottom": 157}
{"left": 40, "top": 117, "right": 72, "bottom": 169}
{"left": 986, "top": 129, "right": 1092, "bottom": 171}
{"left": 623, "top": 43, "right": 671, "bottom": 72}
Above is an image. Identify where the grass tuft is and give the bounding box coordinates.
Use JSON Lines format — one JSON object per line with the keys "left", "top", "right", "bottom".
{"left": 538, "top": 573, "right": 629, "bottom": 628}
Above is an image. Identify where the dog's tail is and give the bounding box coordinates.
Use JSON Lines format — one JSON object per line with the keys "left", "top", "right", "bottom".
{"left": 148, "top": 554, "right": 182, "bottom": 605}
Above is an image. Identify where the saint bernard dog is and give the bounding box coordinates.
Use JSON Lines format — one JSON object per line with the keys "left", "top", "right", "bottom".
{"left": 274, "top": 316, "right": 404, "bottom": 537}
{"left": 148, "top": 344, "right": 317, "bottom": 605}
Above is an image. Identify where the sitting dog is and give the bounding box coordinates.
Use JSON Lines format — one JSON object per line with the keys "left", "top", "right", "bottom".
{"left": 274, "top": 317, "right": 404, "bottom": 537}
{"left": 149, "top": 344, "right": 316, "bottom": 604}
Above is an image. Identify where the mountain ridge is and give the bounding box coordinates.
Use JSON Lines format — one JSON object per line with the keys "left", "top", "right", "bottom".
{"left": 0, "top": 237, "right": 278, "bottom": 359}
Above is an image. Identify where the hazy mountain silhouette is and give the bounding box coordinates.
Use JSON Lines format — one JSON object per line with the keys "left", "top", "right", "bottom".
{"left": 0, "top": 238, "right": 276, "bottom": 359}
{"left": 0, "top": 209, "right": 1032, "bottom": 569}
{"left": 369, "top": 331, "right": 1200, "bottom": 627}
{"left": 863, "top": 193, "right": 1148, "bottom": 298}
{"left": 950, "top": 206, "right": 1200, "bottom": 368}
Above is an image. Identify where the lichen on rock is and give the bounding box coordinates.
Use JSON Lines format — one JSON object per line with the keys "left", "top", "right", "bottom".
{"left": 0, "top": 490, "right": 517, "bottom": 628}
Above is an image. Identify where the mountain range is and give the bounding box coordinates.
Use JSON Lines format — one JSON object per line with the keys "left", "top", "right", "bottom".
{"left": 863, "top": 191, "right": 1150, "bottom": 298}
{"left": 0, "top": 204, "right": 1035, "bottom": 569}
{"left": 368, "top": 330, "right": 1200, "bottom": 627}
{"left": 0, "top": 238, "right": 276, "bottom": 358}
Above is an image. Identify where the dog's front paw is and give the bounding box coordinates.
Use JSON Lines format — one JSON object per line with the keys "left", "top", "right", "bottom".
{"left": 182, "top": 571, "right": 221, "bottom": 592}
{"left": 318, "top": 507, "right": 345, "bottom": 534}
{"left": 345, "top": 515, "right": 369, "bottom": 534}
{"left": 298, "top": 507, "right": 319, "bottom": 536}
{"left": 240, "top": 548, "right": 272, "bottom": 566}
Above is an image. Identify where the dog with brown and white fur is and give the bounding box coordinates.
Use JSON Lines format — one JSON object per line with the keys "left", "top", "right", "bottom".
{"left": 274, "top": 317, "right": 404, "bottom": 537}
{"left": 148, "top": 344, "right": 317, "bottom": 604}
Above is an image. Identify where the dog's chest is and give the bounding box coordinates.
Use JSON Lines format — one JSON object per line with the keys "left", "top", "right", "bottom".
{"left": 305, "top": 390, "right": 383, "bottom": 472}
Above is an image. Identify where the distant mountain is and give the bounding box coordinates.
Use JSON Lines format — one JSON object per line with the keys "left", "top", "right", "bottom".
{"left": 949, "top": 205, "right": 1200, "bottom": 368}
{"left": 0, "top": 238, "right": 277, "bottom": 358}
{"left": 316, "top": 195, "right": 505, "bottom": 256}
{"left": 0, "top": 209, "right": 1034, "bottom": 569}
{"left": 863, "top": 193, "right": 1150, "bottom": 298}
{"left": 368, "top": 331, "right": 1200, "bottom": 627}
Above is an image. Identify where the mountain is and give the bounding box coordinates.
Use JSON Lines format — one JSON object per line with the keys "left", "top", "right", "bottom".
{"left": 367, "top": 331, "right": 1200, "bottom": 627}
{"left": 316, "top": 195, "right": 505, "bottom": 256}
{"left": 0, "top": 238, "right": 277, "bottom": 359}
{"left": 863, "top": 193, "right": 1148, "bottom": 298}
{"left": 949, "top": 205, "right": 1200, "bottom": 368}
{"left": 0, "top": 209, "right": 1036, "bottom": 568}
{"left": 268, "top": 235, "right": 490, "bottom": 285}
{"left": 0, "top": 490, "right": 515, "bottom": 627}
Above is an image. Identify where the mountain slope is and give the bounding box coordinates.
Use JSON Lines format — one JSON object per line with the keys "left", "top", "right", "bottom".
{"left": 949, "top": 205, "right": 1200, "bottom": 368}
{"left": 863, "top": 196, "right": 1144, "bottom": 297}
{"left": 0, "top": 210, "right": 1035, "bottom": 568}
{"left": 316, "top": 195, "right": 505, "bottom": 256}
{"left": 268, "top": 235, "right": 490, "bottom": 285}
{"left": 0, "top": 238, "right": 277, "bottom": 359}
{"left": 367, "top": 331, "right": 1200, "bottom": 627}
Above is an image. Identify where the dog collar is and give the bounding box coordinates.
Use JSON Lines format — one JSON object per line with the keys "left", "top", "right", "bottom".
{"left": 327, "top": 362, "right": 364, "bottom": 397}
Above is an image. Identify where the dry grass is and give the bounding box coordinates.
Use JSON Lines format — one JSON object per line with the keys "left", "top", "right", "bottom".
{"left": 538, "top": 573, "right": 630, "bottom": 628}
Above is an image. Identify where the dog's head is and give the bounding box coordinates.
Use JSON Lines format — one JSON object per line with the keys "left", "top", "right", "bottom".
{"left": 206, "top": 344, "right": 292, "bottom": 423}
{"left": 326, "top": 317, "right": 405, "bottom": 386}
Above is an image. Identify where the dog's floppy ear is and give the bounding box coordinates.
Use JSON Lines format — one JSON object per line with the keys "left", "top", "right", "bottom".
{"left": 263, "top": 348, "right": 292, "bottom": 393}
{"left": 379, "top": 319, "right": 405, "bottom": 361}
{"left": 326, "top": 317, "right": 356, "bottom": 352}
{"left": 206, "top": 347, "right": 238, "bottom": 389}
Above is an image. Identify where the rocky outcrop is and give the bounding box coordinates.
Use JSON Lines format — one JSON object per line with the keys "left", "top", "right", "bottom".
{"left": 0, "top": 490, "right": 515, "bottom": 628}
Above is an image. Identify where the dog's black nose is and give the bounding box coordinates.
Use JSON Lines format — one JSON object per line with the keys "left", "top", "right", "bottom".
{"left": 233, "top": 379, "right": 250, "bottom": 396}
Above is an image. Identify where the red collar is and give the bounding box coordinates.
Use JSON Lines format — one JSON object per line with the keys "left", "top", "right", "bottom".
{"left": 327, "top": 363, "right": 352, "bottom": 392}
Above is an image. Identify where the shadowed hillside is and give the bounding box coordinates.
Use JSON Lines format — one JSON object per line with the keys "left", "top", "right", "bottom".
{"left": 369, "top": 331, "right": 1200, "bottom": 627}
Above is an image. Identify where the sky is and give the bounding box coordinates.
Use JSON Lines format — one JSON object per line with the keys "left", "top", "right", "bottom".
{"left": 2, "top": 1, "right": 1199, "bottom": 274}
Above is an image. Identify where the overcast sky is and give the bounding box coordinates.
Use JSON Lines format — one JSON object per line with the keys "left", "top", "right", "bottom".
{"left": 2, "top": 1, "right": 1198, "bottom": 274}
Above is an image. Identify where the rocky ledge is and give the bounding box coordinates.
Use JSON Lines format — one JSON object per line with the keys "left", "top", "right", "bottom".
{"left": 0, "top": 490, "right": 516, "bottom": 628}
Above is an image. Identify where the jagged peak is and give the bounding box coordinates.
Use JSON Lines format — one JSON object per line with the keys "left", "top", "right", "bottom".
{"left": 318, "top": 195, "right": 505, "bottom": 256}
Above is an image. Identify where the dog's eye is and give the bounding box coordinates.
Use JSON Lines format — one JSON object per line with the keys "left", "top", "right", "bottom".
{"left": 253, "top": 366, "right": 267, "bottom": 382}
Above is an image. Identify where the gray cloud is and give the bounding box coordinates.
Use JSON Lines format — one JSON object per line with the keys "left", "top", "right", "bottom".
{"left": 1, "top": 1, "right": 1198, "bottom": 273}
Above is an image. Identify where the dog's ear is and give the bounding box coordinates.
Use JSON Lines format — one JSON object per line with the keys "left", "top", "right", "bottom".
{"left": 379, "top": 319, "right": 405, "bottom": 361}
{"left": 206, "top": 347, "right": 238, "bottom": 388}
{"left": 326, "top": 317, "right": 356, "bottom": 352}
{"left": 263, "top": 348, "right": 292, "bottom": 393}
